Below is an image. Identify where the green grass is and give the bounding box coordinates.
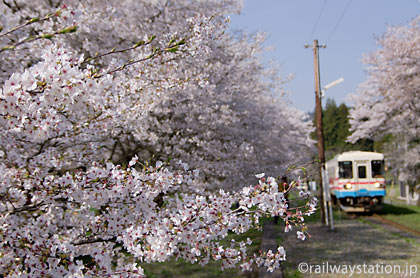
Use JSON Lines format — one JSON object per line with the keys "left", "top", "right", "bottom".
{"left": 141, "top": 228, "right": 263, "bottom": 278}
{"left": 283, "top": 268, "right": 303, "bottom": 278}
{"left": 377, "top": 202, "right": 420, "bottom": 232}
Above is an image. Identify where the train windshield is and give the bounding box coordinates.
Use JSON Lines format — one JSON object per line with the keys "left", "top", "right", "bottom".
{"left": 358, "top": 166, "right": 367, "bottom": 179}
{"left": 371, "top": 160, "right": 384, "bottom": 178}
{"left": 338, "top": 161, "right": 353, "bottom": 178}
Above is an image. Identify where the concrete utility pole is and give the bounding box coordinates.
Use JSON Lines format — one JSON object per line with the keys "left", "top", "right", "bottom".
{"left": 305, "top": 39, "right": 327, "bottom": 225}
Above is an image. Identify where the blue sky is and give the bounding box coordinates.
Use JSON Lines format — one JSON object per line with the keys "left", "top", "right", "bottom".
{"left": 229, "top": 0, "right": 420, "bottom": 112}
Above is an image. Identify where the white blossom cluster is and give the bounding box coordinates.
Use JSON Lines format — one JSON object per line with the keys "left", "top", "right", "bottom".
{"left": 0, "top": 159, "right": 316, "bottom": 277}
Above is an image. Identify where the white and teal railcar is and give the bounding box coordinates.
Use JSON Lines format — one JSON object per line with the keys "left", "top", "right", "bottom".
{"left": 326, "top": 151, "right": 386, "bottom": 212}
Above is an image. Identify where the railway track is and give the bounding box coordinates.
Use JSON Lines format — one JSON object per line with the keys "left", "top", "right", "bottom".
{"left": 369, "top": 213, "right": 420, "bottom": 238}
{"left": 342, "top": 211, "right": 420, "bottom": 239}
{"left": 332, "top": 201, "right": 420, "bottom": 239}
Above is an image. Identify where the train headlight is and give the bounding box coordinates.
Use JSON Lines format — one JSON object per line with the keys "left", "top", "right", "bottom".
{"left": 374, "top": 182, "right": 381, "bottom": 188}
{"left": 344, "top": 183, "right": 352, "bottom": 189}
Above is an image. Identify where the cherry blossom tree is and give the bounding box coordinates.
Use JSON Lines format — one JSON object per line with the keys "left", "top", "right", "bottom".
{"left": 1, "top": 0, "right": 314, "bottom": 190}
{"left": 348, "top": 16, "right": 420, "bottom": 184}
{"left": 0, "top": 1, "right": 317, "bottom": 277}
{"left": 137, "top": 31, "right": 314, "bottom": 190}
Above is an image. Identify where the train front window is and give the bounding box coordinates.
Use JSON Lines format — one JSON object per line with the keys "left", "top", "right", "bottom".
{"left": 358, "top": 166, "right": 367, "bottom": 179}
{"left": 371, "top": 160, "right": 384, "bottom": 178}
{"left": 338, "top": 161, "right": 353, "bottom": 178}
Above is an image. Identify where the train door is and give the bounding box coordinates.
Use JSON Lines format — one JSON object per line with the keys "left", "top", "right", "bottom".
{"left": 355, "top": 161, "right": 368, "bottom": 196}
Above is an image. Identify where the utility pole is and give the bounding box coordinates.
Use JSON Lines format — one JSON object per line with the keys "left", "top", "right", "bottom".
{"left": 305, "top": 39, "right": 327, "bottom": 225}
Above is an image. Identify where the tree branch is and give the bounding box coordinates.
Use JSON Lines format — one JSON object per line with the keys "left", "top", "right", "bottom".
{"left": 0, "top": 12, "right": 57, "bottom": 39}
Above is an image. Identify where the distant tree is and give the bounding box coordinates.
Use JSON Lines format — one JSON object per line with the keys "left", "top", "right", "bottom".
{"left": 311, "top": 98, "right": 373, "bottom": 160}
{"left": 348, "top": 16, "right": 420, "bottom": 185}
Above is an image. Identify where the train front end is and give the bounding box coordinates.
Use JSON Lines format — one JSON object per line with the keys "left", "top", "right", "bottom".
{"left": 327, "top": 151, "right": 386, "bottom": 212}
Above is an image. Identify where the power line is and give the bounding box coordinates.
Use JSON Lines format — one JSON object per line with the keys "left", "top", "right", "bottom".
{"left": 325, "top": 0, "right": 352, "bottom": 44}
{"left": 306, "top": 0, "right": 328, "bottom": 43}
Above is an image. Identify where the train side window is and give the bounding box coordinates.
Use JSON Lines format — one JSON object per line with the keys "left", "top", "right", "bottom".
{"left": 371, "top": 160, "right": 384, "bottom": 178}
{"left": 338, "top": 161, "right": 353, "bottom": 178}
{"left": 358, "top": 166, "right": 367, "bottom": 179}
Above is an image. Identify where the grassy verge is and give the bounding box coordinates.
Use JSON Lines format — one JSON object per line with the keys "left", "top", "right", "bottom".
{"left": 377, "top": 202, "right": 420, "bottom": 232}
{"left": 141, "top": 227, "right": 263, "bottom": 278}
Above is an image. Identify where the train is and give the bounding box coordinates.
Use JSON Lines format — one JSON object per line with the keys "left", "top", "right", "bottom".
{"left": 326, "top": 151, "right": 386, "bottom": 212}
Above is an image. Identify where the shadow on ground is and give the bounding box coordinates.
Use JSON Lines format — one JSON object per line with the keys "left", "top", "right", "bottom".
{"left": 280, "top": 219, "right": 420, "bottom": 277}
{"left": 378, "top": 203, "right": 418, "bottom": 216}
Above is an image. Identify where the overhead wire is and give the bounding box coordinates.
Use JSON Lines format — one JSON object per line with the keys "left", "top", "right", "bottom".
{"left": 306, "top": 0, "right": 328, "bottom": 43}
{"left": 325, "top": 0, "right": 352, "bottom": 44}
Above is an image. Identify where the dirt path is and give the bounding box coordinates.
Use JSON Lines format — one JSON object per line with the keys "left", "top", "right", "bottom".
{"left": 258, "top": 221, "right": 284, "bottom": 278}
{"left": 279, "top": 218, "right": 420, "bottom": 278}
